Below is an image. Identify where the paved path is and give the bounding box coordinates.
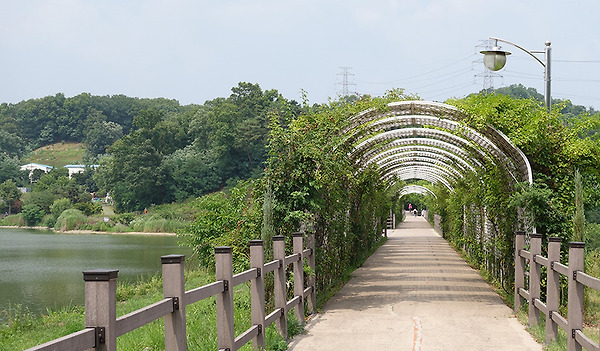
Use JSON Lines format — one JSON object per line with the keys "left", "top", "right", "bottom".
{"left": 288, "top": 216, "right": 542, "bottom": 350}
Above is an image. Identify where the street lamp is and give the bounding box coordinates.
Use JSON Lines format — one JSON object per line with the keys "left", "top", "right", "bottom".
{"left": 480, "top": 37, "right": 552, "bottom": 111}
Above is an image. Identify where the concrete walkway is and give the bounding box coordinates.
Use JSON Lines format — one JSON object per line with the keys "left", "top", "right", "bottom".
{"left": 288, "top": 216, "right": 542, "bottom": 350}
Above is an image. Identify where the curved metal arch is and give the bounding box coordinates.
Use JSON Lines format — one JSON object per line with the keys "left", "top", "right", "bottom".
{"left": 385, "top": 167, "right": 454, "bottom": 191}
{"left": 354, "top": 127, "right": 492, "bottom": 167}
{"left": 358, "top": 115, "right": 512, "bottom": 168}
{"left": 361, "top": 138, "right": 485, "bottom": 170}
{"left": 347, "top": 101, "right": 532, "bottom": 184}
{"left": 379, "top": 158, "right": 465, "bottom": 180}
{"left": 374, "top": 150, "right": 475, "bottom": 174}
{"left": 382, "top": 162, "right": 459, "bottom": 183}
{"left": 368, "top": 146, "right": 478, "bottom": 173}
{"left": 399, "top": 185, "right": 437, "bottom": 199}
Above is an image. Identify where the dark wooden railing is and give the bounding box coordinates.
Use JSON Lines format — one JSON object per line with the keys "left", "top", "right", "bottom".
{"left": 25, "top": 232, "right": 315, "bottom": 351}
{"left": 515, "top": 232, "right": 600, "bottom": 351}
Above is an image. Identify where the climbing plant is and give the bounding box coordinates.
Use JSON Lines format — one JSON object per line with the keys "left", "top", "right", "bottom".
{"left": 433, "top": 93, "right": 600, "bottom": 293}
{"left": 265, "top": 91, "right": 415, "bottom": 294}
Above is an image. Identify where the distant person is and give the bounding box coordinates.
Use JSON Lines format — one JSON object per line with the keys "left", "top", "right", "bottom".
{"left": 413, "top": 209, "right": 417, "bottom": 217}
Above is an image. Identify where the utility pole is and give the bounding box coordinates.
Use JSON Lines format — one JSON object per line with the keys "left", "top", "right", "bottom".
{"left": 336, "top": 67, "right": 356, "bottom": 97}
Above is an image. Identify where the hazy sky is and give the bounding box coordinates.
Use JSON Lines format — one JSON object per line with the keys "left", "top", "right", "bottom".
{"left": 2, "top": 1, "right": 600, "bottom": 109}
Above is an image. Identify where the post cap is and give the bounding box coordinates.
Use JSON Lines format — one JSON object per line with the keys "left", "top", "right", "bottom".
{"left": 292, "top": 232, "right": 304, "bottom": 238}
{"left": 515, "top": 231, "right": 525, "bottom": 236}
{"left": 249, "top": 240, "right": 264, "bottom": 247}
{"left": 83, "top": 269, "right": 119, "bottom": 281}
{"left": 161, "top": 254, "right": 185, "bottom": 264}
{"left": 273, "top": 236, "right": 285, "bottom": 242}
{"left": 215, "top": 246, "right": 233, "bottom": 254}
{"left": 530, "top": 233, "right": 543, "bottom": 239}
{"left": 549, "top": 237, "right": 561, "bottom": 243}
{"left": 569, "top": 242, "right": 585, "bottom": 249}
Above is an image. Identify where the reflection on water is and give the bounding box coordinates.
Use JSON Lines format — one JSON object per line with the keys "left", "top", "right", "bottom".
{"left": 0, "top": 228, "right": 192, "bottom": 321}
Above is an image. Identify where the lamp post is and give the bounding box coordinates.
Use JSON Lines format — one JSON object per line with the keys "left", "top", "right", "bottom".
{"left": 480, "top": 37, "right": 552, "bottom": 111}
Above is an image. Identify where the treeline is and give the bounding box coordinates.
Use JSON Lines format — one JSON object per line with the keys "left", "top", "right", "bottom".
{"left": 0, "top": 83, "right": 301, "bottom": 213}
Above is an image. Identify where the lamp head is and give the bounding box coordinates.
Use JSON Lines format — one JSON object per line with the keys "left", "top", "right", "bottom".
{"left": 480, "top": 46, "right": 511, "bottom": 71}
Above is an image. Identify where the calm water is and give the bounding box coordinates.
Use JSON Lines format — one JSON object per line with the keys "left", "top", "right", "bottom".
{"left": 0, "top": 228, "right": 192, "bottom": 321}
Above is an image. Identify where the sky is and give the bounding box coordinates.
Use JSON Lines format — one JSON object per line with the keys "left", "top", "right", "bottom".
{"left": 2, "top": 0, "right": 600, "bottom": 110}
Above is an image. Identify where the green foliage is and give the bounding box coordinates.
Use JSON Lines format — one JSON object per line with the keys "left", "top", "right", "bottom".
{"left": 73, "top": 201, "right": 102, "bottom": 216}
{"left": 54, "top": 208, "right": 87, "bottom": 231}
{"left": 50, "top": 198, "right": 72, "bottom": 217}
{"left": 574, "top": 169, "right": 586, "bottom": 242}
{"left": 0, "top": 154, "right": 26, "bottom": 185}
{"left": 21, "top": 204, "right": 44, "bottom": 226}
{"left": 0, "top": 213, "right": 26, "bottom": 226}
{"left": 265, "top": 92, "right": 411, "bottom": 296}
{"left": 0, "top": 180, "right": 21, "bottom": 215}
{"left": 130, "top": 214, "right": 185, "bottom": 233}
{"left": 180, "top": 180, "right": 262, "bottom": 271}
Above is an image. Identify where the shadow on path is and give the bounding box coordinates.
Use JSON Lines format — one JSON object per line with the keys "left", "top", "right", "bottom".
{"left": 288, "top": 216, "right": 542, "bottom": 350}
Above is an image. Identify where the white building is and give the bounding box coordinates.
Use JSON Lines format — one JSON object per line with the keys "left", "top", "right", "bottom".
{"left": 20, "top": 163, "right": 53, "bottom": 179}
{"left": 64, "top": 164, "right": 99, "bottom": 178}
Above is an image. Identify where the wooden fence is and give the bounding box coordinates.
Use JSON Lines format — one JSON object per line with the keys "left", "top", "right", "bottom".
{"left": 515, "top": 232, "right": 600, "bottom": 351}
{"left": 26, "top": 232, "right": 316, "bottom": 351}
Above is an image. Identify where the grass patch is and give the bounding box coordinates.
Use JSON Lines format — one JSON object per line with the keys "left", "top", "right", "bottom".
{"left": 0, "top": 214, "right": 26, "bottom": 226}
{"left": 22, "top": 142, "right": 86, "bottom": 168}
{"left": 0, "top": 267, "right": 289, "bottom": 351}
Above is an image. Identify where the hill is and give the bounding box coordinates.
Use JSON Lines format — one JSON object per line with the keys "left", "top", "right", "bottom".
{"left": 22, "top": 142, "right": 86, "bottom": 167}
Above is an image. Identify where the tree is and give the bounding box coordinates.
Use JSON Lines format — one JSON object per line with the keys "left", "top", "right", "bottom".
{"left": 0, "top": 180, "right": 21, "bottom": 215}
{"left": 0, "top": 154, "right": 26, "bottom": 185}
{"left": 21, "top": 203, "right": 44, "bottom": 226}
{"left": 85, "top": 120, "right": 123, "bottom": 156}
{"left": 95, "top": 136, "right": 168, "bottom": 212}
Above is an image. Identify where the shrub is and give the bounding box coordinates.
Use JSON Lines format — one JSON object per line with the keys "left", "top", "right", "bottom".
{"left": 0, "top": 213, "right": 26, "bottom": 226}
{"left": 54, "top": 209, "right": 87, "bottom": 231}
{"left": 114, "top": 213, "right": 135, "bottom": 226}
{"left": 50, "top": 198, "right": 72, "bottom": 217}
{"left": 21, "top": 204, "right": 45, "bottom": 226}
{"left": 74, "top": 202, "right": 102, "bottom": 216}
{"left": 41, "top": 214, "right": 56, "bottom": 228}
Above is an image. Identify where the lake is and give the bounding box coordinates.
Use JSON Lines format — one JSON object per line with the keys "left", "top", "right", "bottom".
{"left": 0, "top": 228, "right": 193, "bottom": 322}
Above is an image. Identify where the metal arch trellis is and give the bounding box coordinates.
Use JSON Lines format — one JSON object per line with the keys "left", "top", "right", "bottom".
{"left": 399, "top": 184, "right": 437, "bottom": 199}
{"left": 383, "top": 165, "right": 455, "bottom": 191}
{"left": 366, "top": 146, "right": 479, "bottom": 174}
{"left": 346, "top": 100, "right": 532, "bottom": 186}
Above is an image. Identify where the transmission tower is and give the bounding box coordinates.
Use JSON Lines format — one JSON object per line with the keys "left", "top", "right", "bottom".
{"left": 474, "top": 40, "right": 503, "bottom": 91}
{"left": 336, "top": 67, "right": 356, "bottom": 97}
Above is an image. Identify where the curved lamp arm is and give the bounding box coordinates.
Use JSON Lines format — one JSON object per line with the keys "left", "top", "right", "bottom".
{"left": 490, "top": 37, "right": 546, "bottom": 67}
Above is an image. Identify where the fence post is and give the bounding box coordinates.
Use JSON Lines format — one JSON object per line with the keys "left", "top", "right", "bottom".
{"left": 83, "top": 269, "right": 118, "bottom": 351}
{"left": 567, "top": 241, "right": 585, "bottom": 351}
{"left": 162, "top": 254, "right": 187, "bottom": 351}
{"left": 292, "top": 232, "right": 305, "bottom": 325}
{"left": 529, "top": 233, "right": 542, "bottom": 326}
{"left": 215, "top": 246, "right": 234, "bottom": 350}
{"left": 546, "top": 237, "right": 561, "bottom": 344}
{"left": 249, "top": 240, "right": 266, "bottom": 349}
{"left": 514, "top": 231, "right": 526, "bottom": 313}
{"left": 273, "top": 236, "right": 288, "bottom": 339}
{"left": 306, "top": 232, "right": 316, "bottom": 314}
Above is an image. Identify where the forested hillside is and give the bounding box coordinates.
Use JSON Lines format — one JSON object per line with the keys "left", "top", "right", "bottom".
{"left": 1, "top": 83, "right": 598, "bottom": 217}
{"left": 0, "top": 82, "right": 300, "bottom": 213}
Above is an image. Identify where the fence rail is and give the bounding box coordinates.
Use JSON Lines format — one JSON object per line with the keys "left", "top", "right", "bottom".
{"left": 515, "top": 232, "right": 600, "bottom": 351}
{"left": 25, "top": 232, "right": 315, "bottom": 351}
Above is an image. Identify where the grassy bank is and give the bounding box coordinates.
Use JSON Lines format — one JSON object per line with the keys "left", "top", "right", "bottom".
{"left": 0, "top": 267, "right": 295, "bottom": 351}
{"left": 0, "top": 200, "right": 196, "bottom": 235}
